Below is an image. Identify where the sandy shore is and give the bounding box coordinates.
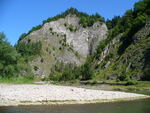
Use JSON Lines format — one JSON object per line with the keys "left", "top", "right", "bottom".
{"left": 0, "top": 84, "right": 149, "bottom": 106}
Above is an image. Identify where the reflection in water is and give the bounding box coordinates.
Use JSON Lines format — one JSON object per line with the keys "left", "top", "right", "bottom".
{"left": 0, "top": 99, "right": 150, "bottom": 113}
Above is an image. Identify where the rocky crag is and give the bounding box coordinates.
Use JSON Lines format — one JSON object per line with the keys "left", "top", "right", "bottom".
{"left": 18, "top": 10, "right": 107, "bottom": 77}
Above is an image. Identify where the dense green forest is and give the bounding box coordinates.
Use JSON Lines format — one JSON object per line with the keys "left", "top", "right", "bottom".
{"left": 0, "top": 0, "right": 150, "bottom": 83}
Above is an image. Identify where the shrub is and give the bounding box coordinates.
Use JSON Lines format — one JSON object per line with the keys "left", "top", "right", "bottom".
{"left": 68, "top": 24, "right": 77, "bottom": 32}
{"left": 18, "top": 33, "right": 27, "bottom": 42}
{"left": 126, "top": 80, "right": 138, "bottom": 85}
{"left": 49, "top": 72, "right": 62, "bottom": 81}
{"left": 34, "top": 66, "right": 39, "bottom": 71}
{"left": 28, "top": 25, "right": 42, "bottom": 34}
{"left": 95, "top": 39, "right": 108, "bottom": 59}
{"left": 49, "top": 27, "right": 53, "bottom": 31}
{"left": 49, "top": 62, "right": 81, "bottom": 81}
{"left": 117, "top": 71, "right": 130, "bottom": 81}
{"left": 25, "top": 73, "right": 35, "bottom": 80}
{"left": 16, "top": 41, "right": 42, "bottom": 56}
{"left": 80, "top": 57, "right": 94, "bottom": 80}
{"left": 64, "top": 22, "right": 68, "bottom": 27}
{"left": 3, "top": 65, "right": 17, "bottom": 77}
{"left": 142, "top": 68, "right": 150, "bottom": 81}
{"left": 79, "top": 14, "right": 104, "bottom": 28}
{"left": 0, "top": 32, "right": 20, "bottom": 78}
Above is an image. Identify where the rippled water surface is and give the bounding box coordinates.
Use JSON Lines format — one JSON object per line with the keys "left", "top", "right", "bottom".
{"left": 0, "top": 99, "right": 150, "bottom": 113}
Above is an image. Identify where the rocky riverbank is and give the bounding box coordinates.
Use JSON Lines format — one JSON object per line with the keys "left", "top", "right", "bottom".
{"left": 0, "top": 84, "right": 149, "bottom": 106}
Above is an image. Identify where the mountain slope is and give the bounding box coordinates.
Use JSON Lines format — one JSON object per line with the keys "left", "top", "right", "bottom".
{"left": 91, "top": 0, "right": 150, "bottom": 81}
{"left": 17, "top": 9, "right": 107, "bottom": 77}
{"left": 16, "top": 0, "right": 150, "bottom": 81}
{"left": 93, "top": 22, "right": 150, "bottom": 81}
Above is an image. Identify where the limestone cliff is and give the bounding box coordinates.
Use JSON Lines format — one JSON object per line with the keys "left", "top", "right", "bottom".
{"left": 19, "top": 14, "right": 108, "bottom": 76}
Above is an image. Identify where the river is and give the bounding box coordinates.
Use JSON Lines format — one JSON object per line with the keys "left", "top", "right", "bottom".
{"left": 0, "top": 99, "right": 150, "bottom": 113}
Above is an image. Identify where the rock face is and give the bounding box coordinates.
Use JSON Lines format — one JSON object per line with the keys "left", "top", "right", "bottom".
{"left": 20, "top": 15, "right": 108, "bottom": 76}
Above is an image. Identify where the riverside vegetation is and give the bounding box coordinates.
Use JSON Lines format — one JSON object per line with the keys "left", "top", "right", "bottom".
{"left": 0, "top": 0, "right": 150, "bottom": 91}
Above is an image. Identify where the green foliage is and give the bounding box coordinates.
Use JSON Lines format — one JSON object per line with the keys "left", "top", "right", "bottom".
{"left": 106, "top": 0, "right": 149, "bottom": 52}
{"left": 43, "top": 8, "right": 104, "bottom": 26}
{"left": 49, "top": 27, "right": 53, "bottom": 31}
{"left": 95, "top": 39, "right": 108, "bottom": 59}
{"left": 42, "top": 8, "right": 80, "bottom": 24}
{"left": 0, "top": 32, "right": 35, "bottom": 79}
{"left": 92, "top": 0, "right": 150, "bottom": 82}
{"left": 24, "top": 73, "right": 35, "bottom": 80}
{"left": 92, "top": 63, "right": 118, "bottom": 81}
{"left": 34, "top": 66, "right": 39, "bottom": 71}
{"left": 0, "top": 32, "right": 6, "bottom": 41}
{"left": 0, "top": 32, "right": 20, "bottom": 77}
{"left": 0, "top": 76, "right": 34, "bottom": 84}
{"left": 80, "top": 56, "right": 94, "bottom": 80}
{"left": 64, "top": 23, "right": 78, "bottom": 32}
{"left": 3, "top": 65, "right": 16, "bottom": 78}
{"left": 16, "top": 41, "right": 42, "bottom": 56}
{"left": 16, "top": 58, "right": 32, "bottom": 74}
{"left": 68, "top": 24, "right": 78, "bottom": 32}
{"left": 49, "top": 62, "right": 80, "bottom": 81}
{"left": 106, "top": 0, "right": 149, "bottom": 55}
{"left": 64, "top": 22, "right": 68, "bottom": 27}
{"left": 49, "top": 72, "right": 62, "bottom": 81}
{"left": 106, "top": 16, "right": 121, "bottom": 29}
{"left": 142, "top": 68, "right": 150, "bottom": 81}
{"left": 79, "top": 13, "right": 104, "bottom": 28}
{"left": 18, "top": 25, "right": 42, "bottom": 43}
{"left": 134, "top": 0, "right": 150, "bottom": 15}
{"left": 49, "top": 59, "right": 94, "bottom": 81}
{"left": 126, "top": 80, "right": 138, "bottom": 86}
{"left": 18, "top": 33, "right": 27, "bottom": 42}
{"left": 118, "top": 74, "right": 129, "bottom": 81}
{"left": 28, "top": 25, "right": 42, "bottom": 34}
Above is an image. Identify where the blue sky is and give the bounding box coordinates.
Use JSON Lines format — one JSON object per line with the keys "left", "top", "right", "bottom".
{"left": 0, "top": 0, "right": 139, "bottom": 45}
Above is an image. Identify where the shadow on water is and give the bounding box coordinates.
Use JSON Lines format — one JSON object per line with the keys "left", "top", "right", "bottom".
{"left": 0, "top": 99, "right": 150, "bottom": 113}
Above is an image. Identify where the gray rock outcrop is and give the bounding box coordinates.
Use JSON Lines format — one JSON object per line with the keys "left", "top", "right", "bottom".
{"left": 20, "top": 15, "right": 108, "bottom": 76}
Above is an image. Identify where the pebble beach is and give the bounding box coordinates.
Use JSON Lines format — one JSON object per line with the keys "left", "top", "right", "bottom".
{"left": 0, "top": 84, "right": 149, "bottom": 106}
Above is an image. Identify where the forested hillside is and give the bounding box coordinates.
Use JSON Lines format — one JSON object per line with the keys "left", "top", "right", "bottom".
{"left": 91, "top": 0, "right": 150, "bottom": 81}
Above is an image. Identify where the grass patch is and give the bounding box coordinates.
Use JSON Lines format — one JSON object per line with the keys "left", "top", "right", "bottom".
{"left": 112, "top": 81, "right": 150, "bottom": 95}
{"left": 113, "top": 81, "right": 150, "bottom": 88}
{"left": 124, "top": 90, "right": 150, "bottom": 96}
{"left": 0, "top": 77, "right": 34, "bottom": 84}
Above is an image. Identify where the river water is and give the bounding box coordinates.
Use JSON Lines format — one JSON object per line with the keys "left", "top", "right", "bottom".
{"left": 0, "top": 99, "right": 150, "bottom": 113}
